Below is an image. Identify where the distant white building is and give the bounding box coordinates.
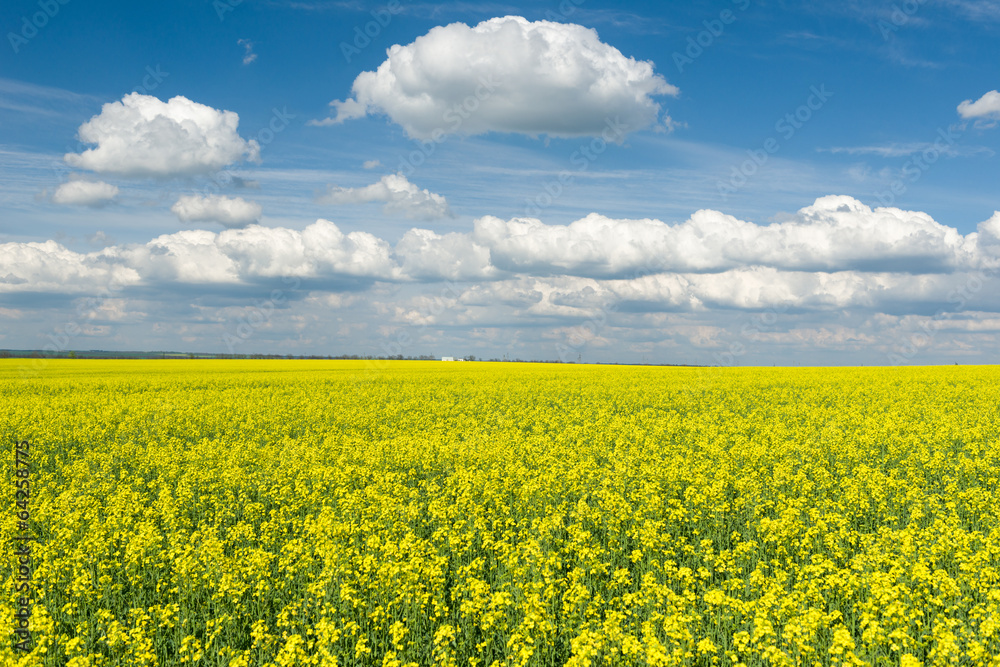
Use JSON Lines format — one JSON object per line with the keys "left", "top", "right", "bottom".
{"left": 441, "top": 356, "right": 455, "bottom": 361}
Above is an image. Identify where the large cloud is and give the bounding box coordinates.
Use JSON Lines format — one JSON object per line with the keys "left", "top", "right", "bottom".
{"left": 65, "top": 93, "right": 260, "bottom": 177}
{"left": 3, "top": 198, "right": 999, "bottom": 323}
{"left": 318, "top": 174, "right": 452, "bottom": 220}
{"left": 0, "top": 222, "right": 395, "bottom": 293}
{"left": 125, "top": 221, "right": 396, "bottom": 284}
{"left": 958, "top": 90, "right": 1000, "bottom": 121}
{"left": 171, "top": 194, "right": 262, "bottom": 227}
{"left": 979, "top": 212, "right": 1000, "bottom": 246}
{"left": 394, "top": 228, "right": 495, "bottom": 280}
{"left": 473, "top": 195, "right": 980, "bottom": 277}
{"left": 313, "top": 16, "right": 677, "bottom": 139}
{"left": 51, "top": 179, "right": 119, "bottom": 207}
{"left": 0, "top": 241, "right": 140, "bottom": 293}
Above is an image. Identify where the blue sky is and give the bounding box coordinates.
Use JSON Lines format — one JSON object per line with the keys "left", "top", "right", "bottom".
{"left": 1, "top": 0, "right": 999, "bottom": 365}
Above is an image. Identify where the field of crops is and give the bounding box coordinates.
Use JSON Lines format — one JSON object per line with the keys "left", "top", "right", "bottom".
{"left": 2, "top": 360, "right": 1000, "bottom": 666}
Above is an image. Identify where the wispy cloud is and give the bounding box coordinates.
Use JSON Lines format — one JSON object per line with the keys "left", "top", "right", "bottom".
{"left": 938, "top": 0, "right": 1000, "bottom": 21}
{"left": 0, "top": 78, "right": 103, "bottom": 120}
{"left": 259, "top": 1, "right": 365, "bottom": 12}
{"left": 238, "top": 39, "right": 258, "bottom": 65}
{"left": 818, "top": 143, "right": 993, "bottom": 158}
{"left": 561, "top": 8, "right": 677, "bottom": 35}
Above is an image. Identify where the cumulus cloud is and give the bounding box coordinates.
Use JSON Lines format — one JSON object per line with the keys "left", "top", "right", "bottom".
{"left": 958, "top": 90, "right": 1000, "bottom": 125}
{"left": 0, "top": 241, "right": 140, "bottom": 293}
{"left": 51, "top": 178, "right": 119, "bottom": 207}
{"left": 4, "top": 198, "right": 1000, "bottom": 326}
{"left": 312, "top": 16, "right": 677, "bottom": 139}
{"left": 65, "top": 93, "right": 260, "bottom": 177}
{"left": 979, "top": 211, "right": 1000, "bottom": 246}
{"left": 318, "top": 174, "right": 453, "bottom": 220}
{"left": 473, "top": 195, "right": 980, "bottom": 277}
{"left": 211, "top": 220, "right": 395, "bottom": 280}
{"left": 394, "top": 228, "right": 496, "bottom": 280}
{"left": 171, "top": 194, "right": 263, "bottom": 227}
{"left": 0, "top": 220, "right": 397, "bottom": 293}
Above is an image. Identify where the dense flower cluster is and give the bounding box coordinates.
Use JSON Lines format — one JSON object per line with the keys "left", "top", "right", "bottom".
{"left": 2, "top": 360, "right": 999, "bottom": 666}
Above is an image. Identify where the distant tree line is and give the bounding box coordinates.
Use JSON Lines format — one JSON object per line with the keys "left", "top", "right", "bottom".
{"left": 0, "top": 349, "right": 699, "bottom": 366}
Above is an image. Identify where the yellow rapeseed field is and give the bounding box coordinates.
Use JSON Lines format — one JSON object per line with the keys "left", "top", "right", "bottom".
{"left": 2, "top": 360, "right": 1000, "bottom": 666}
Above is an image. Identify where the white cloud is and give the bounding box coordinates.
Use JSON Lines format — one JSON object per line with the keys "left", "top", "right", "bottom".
{"left": 819, "top": 142, "right": 977, "bottom": 158}
{"left": 63, "top": 222, "right": 396, "bottom": 288}
{"left": 0, "top": 241, "right": 140, "bottom": 293}
{"left": 4, "top": 198, "right": 1000, "bottom": 324}
{"left": 846, "top": 164, "right": 871, "bottom": 182}
{"left": 238, "top": 39, "right": 257, "bottom": 65}
{"left": 472, "top": 196, "right": 980, "bottom": 277}
{"left": 362, "top": 159, "right": 382, "bottom": 170}
{"left": 312, "top": 16, "right": 677, "bottom": 139}
{"left": 51, "top": 178, "right": 119, "bottom": 207}
{"left": 65, "top": 93, "right": 260, "bottom": 177}
{"left": 941, "top": 0, "right": 1000, "bottom": 21}
{"left": 979, "top": 211, "right": 1000, "bottom": 246}
{"left": 127, "top": 230, "right": 242, "bottom": 284}
{"left": 394, "top": 228, "right": 496, "bottom": 280}
{"left": 171, "top": 194, "right": 263, "bottom": 227}
{"left": 0, "top": 221, "right": 394, "bottom": 292}
{"left": 318, "top": 174, "right": 453, "bottom": 220}
{"left": 958, "top": 90, "right": 1000, "bottom": 121}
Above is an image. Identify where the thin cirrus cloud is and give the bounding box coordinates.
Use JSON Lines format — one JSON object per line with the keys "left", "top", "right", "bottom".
{"left": 317, "top": 174, "right": 453, "bottom": 221}
{"left": 816, "top": 143, "right": 979, "bottom": 158}
{"left": 64, "top": 93, "right": 261, "bottom": 178}
{"left": 171, "top": 194, "right": 263, "bottom": 228}
{"left": 238, "top": 39, "right": 258, "bottom": 65}
{"left": 51, "top": 178, "right": 119, "bottom": 207}
{"left": 311, "top": 16, "right": 678, "bottom": 140}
